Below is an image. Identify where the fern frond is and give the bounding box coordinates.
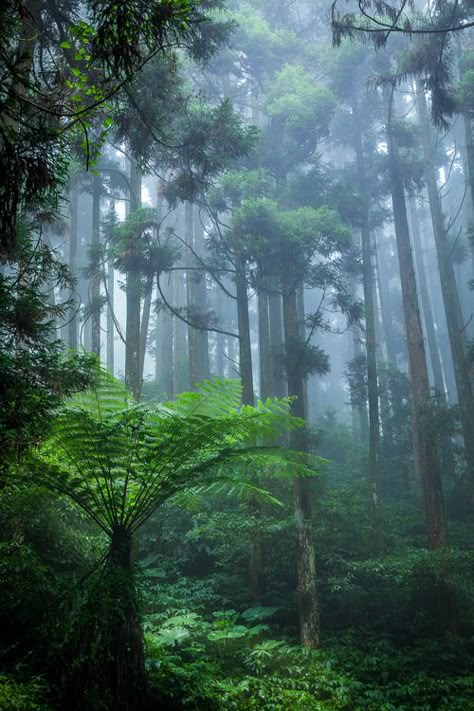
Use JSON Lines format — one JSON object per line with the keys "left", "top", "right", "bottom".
{"left": 171, "top": 479, "right": 283, "bottom": 510}
{"left": 28, "top": 374, "right": 316, "bottom": 544}
{"left": 166, "top": 377, "right": 243, "bottom": 417}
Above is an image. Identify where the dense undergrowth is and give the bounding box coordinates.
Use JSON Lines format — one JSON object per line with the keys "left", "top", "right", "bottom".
{"left": 2, "top": 414, "right": 474, "bottom": 710}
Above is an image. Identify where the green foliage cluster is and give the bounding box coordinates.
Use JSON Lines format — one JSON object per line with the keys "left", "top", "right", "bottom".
{"left": 3, "top": 382, "right": 474, "bottom": 708}
{"left": 0, "top": 675, "right": 51, "bottom": 711}
{"left": 140, "top": 582, "right": 474, "bottom": 710}
{"left": 266, "top": 65, "right": 336, "bottom": 142}
{"left": 0, "top": 233, "right": 97, "bottom": 469}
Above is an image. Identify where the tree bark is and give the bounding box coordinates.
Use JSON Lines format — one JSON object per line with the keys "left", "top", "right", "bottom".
{"left": 282, "top": 278, "right": 320, "bottom": 648}
{"left": 91, "top": 174, "right": 101, "bottom": 357}
{"left": 269, "top": 285, "right": 287, "bottom": 399}
{"left": 138, "top": 278, "right": 153, "bottom": 386}
{"left": 185, "top": 201, "right": 198, "bottom": 388}
{"left": 193, "top": 210, "right": 210, "bottom": 382}
{"left": 374, "top": 231, "right": 399, "bottom": 365}
{"left": 68, "top": 178, "right": 79, "bottom": 350}
{"left": 351, "top": 323, "right": 369, "bottom": 441}
{"left": 416, "top": 89, "right": 474, "bottom": 501}
{"left": 156, "top": 276, "right": 174, "bottom": 399}
{"left": 257, "top": 278, "right": 272, "bottom": 400}
{"left": 408, "top": 195, "right": 445, "bottom": 393}
{"left": 354, "top": 107, "right": 381, "bottom": 525}
{"left": 387, "top": 99, "right": 447, "bottom": 550}
{"left": 125, "top": 162, "right": 142, "bottom": 400}
{"left": 235, "top": 251, "right": 254, "bottom": 406}
{"left": 172, "top": 218, "right": 188, "bottom": 395}
{"left": 107, "top": 219, "right": 115, "bottom": 375}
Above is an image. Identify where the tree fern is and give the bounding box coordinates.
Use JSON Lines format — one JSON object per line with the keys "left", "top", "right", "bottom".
{"left": 32, "top": 370, "right": 311, "bottom": 543}
{"left": 18, "top": 370, "right": 318, "bottom": 709}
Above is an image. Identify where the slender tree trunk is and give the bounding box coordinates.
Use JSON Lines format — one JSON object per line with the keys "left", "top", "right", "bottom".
{"left": 79, "top": 193, "right": 92, "bottom": 351}
{"left": 247, "top": 275, "right": 274, "bottom": 604}
{"left": 213, "top": 279, "right": 228, "bottom": 377}
{"left": 107, "top": 230, "right": 115, "bottom": 375}
{"left": 235, "top": 252, "right": 254, "bottom": 406}
{"left": 68, "top": 179, "right": 79, "bottom": 350}
{"left": 416, "top": 89, "right": 474, "bottom": 500}
{"left": 157, "top": 276, "right": 174, "bottom": 399}
{"left": 234, "top": 245, "right": 260, "bottom": 603}
{"left": 193, "top": 209, "right": 210, "bottom": 381}
{"left": 91, "top": 174, "right": 101, "bottom": 357}
{"left": 269, "top": 284, "right": 286, "bottom": 399}
{"left": 172, "top": 229, "right": 188, "bottom": 395}
{"left": 185, "top": 202, "right": 198, "bottom": 388}
{"left": 125, "top": 162, "right": 142, "bottom": 400}
{"left": 408, "top": 195, "right": 445, "bottom": 393}
{"left": 351, "top": 323, "right": 369, "bottom": 440}
{"left": 387, "top": 100, "right": 447, "bottom": 550}
{"left": 282, "top": 278, "right": 320, "bottom": 648}
{"left": 354, "top": 106, "right": 381, "bottom": 525}
{"left": 374, "top": 231, "right": 399, "bottom": 365}
{"left": 138, "top": 278, "right": 153, "bottom": 385}
{"left": 348, "top": 327, "right": 361, "bottom": 436}
{"left": 296, "top": 286, "right": 309, "bottom": 415}
{"left": 257, "top": 278, "right": 272, "bottom": 400}
{"left": 409, "top": 195, "right": 456, "bottom": 482}
{"left": 349, "top": 272, "right": 369, "bottom": 440}
{"left": 463, "top": 111, "right": 474, "bottom": 276}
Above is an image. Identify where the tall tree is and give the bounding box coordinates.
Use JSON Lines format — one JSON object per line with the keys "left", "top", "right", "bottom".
{"left": 386, "top": 86, "right": 448, "bottom": 550}
{"left": 353, "top": 103, "right": 382, "bottom": 527}
{"left": 416, "top": 88, "right": 474, "bottom": 500}
{"left": 125, "top": 162, "right": 142, "bottom": 399}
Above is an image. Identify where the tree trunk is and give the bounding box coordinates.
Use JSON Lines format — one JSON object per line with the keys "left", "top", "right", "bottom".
{"left": 125, "top": 162, "right": 142, "bottom": 400}
{"left": 66, "top": 524, "right": 148, "bottom": 711}
{"left": 79, "top": 193, "right": 92, "bottom": 351}
{"left": 107, "top": 230, "right": 115, "bottom": 375}
{"left": 282, "top": 278, "right": 320, "bottom": 648}
{"left": 235, "top": 252, "right": 254, "bottom": 406}
{"left": 374, "top": 231, "right": 399, "bottom": 365}
{"left": 354, "top": 106, "right": 381, "bottom": 526}
{"left": 417, "top": 89, "right": 474, "bottom": 499}
{"left": 235, "top": 255, "right": 260, "bottom": 601}
{"left": 408, "top": 195, "right": 445, "bottom": 393}
{"left": 156, "top": 276, "right": 174, "bottom": 399}
{"left": 463, "top": 111, "right": 474, "bottom": 277}
{"left": 387, "top": 101, "right": 448, "bottom": 550}
{"left": 351, "top": 323, "right": 369, "bottom": 441}
{"left": 193, "top": 210, "right": 210, "bottom": 382}
{"left": 68, "top": 179, "right": 79, "bottom": 350}
{"left": 106, "top": 525, "right": 147, "bottom": 711}
{"left": 139, "top": 278, "right": 153, "bottom": 386}
{"left": 172, "top": 245, "right": 188, "bottom": 395}
{"left": 409, "top": 194, "right": 456, "bottom": 483}
{"left": 91, "top": 174, "right": 101, "bottom": 357}
{"left": 269, "top": 285, "right": 286, "bottom": 399}
{"left": 257, "top": 278, "right": 272, "bottom": 400}
{"left": 185, "top": 202, "right": 198, "bottom": 388}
